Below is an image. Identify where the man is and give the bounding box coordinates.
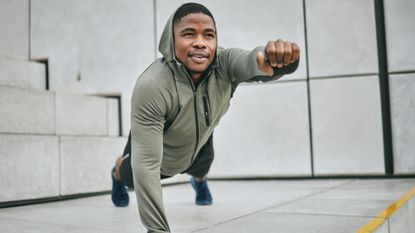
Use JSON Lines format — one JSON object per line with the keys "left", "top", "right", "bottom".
{"left": 114, "top": 3, "right": 299, "bottom": 232}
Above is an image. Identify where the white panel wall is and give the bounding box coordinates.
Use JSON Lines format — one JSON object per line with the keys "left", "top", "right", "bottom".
{"left": 389, "top": 74, "right": 415, "bottom": 174}
{"left": 212, "top": 82, "right": 311, "bottom": 177}
{"left": 384, "top": 0, "right": 415, "bottom": 175}
{"left": 155, "top": 0, "right": 306, "bottom": 80}
{"left": 31, "top": 0, "right": 155, "bottom": 136}
{"left": 305, "top": 0, "right": 388, "bottom": 175}
{"left": 311, "top": 76, "right": 384, "bottom": 175}
{"left": 306, "top": 0, "right": 378, "bottom": 77}
{"left": 0, "top": 0, "right": 28, "bottom": 59}
{"left": 384, "top": 0, "right": 415, "bottom": 72}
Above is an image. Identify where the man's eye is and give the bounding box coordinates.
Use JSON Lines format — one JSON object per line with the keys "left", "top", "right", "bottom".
{"left": 184, "top": 33, "right": 194, "bottom": 37}
{"left": 205, "top": 33, "right": 215, "bottom": 39}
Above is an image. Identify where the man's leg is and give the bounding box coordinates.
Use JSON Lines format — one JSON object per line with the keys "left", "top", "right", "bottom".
{"left": 186, "top": 134, "right": 214, "bottom": 205}
{"left": 111, "top": 132, "right": 132, "bottom": 207}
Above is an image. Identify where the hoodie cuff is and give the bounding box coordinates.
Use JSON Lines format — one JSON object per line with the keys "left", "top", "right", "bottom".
{"left": 272, "top": 59, "right": 300, "bottom": 76}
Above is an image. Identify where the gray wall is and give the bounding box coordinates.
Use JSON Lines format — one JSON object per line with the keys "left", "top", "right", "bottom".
{"left": 30, "top": 0, "right": 156, "bottom": 136}
{"left": 1, "top": 0, "right": 414, "bottom": 203}
{"left": 0, "top": 0, "right": 29, "bottom": 59}
{"left": 306, "top": 0, "right": 384, "bottom": 175}
{"left": 384, "top": 0, "right": 415, "bottom": 174}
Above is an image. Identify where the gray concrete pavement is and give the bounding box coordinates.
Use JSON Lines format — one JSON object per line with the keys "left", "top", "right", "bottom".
{"left": 0, "top": 179, "right": 414, "bottom": 233}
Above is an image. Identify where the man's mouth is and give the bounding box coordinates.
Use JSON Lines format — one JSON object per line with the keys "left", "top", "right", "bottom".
{"left": 189, "top": 51, "right": 209, "bottom": 64}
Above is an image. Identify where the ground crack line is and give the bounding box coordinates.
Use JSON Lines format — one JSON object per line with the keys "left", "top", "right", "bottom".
{"left": 189, "top": 179, "right": 356, "bottom": 233}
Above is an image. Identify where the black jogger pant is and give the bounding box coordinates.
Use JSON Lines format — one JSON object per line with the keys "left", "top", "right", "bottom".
{"left": 119, "top": 132, "right": 215, "bottom": 188}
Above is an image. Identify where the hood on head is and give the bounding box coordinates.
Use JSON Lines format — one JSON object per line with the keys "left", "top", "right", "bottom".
{"left": 158, "top": 4, "right": 218, "bottom": 66}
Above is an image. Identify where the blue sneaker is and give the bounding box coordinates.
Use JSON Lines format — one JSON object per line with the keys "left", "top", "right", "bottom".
{"left": 111, "top": 167, "right": 129, "bottom": 207}
{"left": 190, "top": 177, "right": 212, "bottom": 205}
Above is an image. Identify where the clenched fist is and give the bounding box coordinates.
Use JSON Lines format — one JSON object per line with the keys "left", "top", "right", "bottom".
{"left": 257, "top": 39, "right": 300, "bottom": 76}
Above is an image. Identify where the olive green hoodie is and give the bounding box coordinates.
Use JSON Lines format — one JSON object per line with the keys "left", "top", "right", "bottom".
{"left": 130, "top": 8, "right": 299, "bottom": 233}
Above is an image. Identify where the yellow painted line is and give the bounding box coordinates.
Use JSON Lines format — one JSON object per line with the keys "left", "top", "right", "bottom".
{"left": 356, "top": 187, "right": 415, "bottom": 233}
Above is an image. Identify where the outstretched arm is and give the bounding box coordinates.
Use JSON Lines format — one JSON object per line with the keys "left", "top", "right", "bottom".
{"left": 219, "top": 39, "right": 300, "bottom": 82}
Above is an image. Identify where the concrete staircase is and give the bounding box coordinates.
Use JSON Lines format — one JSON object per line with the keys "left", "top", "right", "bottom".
{"left": 0, "top": 56, "right": 126, "bottom": 204}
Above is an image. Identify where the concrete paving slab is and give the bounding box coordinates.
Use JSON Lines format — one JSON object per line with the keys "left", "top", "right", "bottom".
{"left": 265, "top": 198, "right": 392, "bottom": 217}
{"left": 308, "top": 188, "right": 410, "bottom": 202}
{"left": 0, "top": 179, "right": 413, "bottom": 233}
{"left": 164, "top": 180, "right": 348, "bottom": 232}
{"left": 0, "top": 218, "right": 134, "bottom": 233}
{"left": 373, "top": 222, "right": 390, "bottom": 233}
{"left": 308, "top": 179, "right": 415, "bottom": 202}
{"left": 194, "top": 212, "right": 375, "bottom": 233}
{"left": 0, "top": 180, "right": 344, "bottom": 233}
{"left": 0, "top": 194, "right": 145, "bottom": 233}
{"left": 340, "top": 179, "right": 415, "bottom": 191}
{"left": 388, "top": 197, "right": 415, "bottom": 233}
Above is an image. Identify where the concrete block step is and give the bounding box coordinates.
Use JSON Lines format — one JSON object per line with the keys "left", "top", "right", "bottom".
{"left": 0, "top": 133, "right": 126, "bottom": 203}
{"left": 55, "top": 93, "right": 120, "bottom": 136}
{"left": 0, "top": 134, "right": 60, "bottom": 203}
{"left": 60, "top": 135, "right": 126, "bottom": 196}
{"left": 0, "top": 86, "right": 54, "bottom": 134}
{"left": 0, "top": 57, "right": 46, "bottom": 90}
{"left": 0, "top": 86, "right": 120, "bottom": 136}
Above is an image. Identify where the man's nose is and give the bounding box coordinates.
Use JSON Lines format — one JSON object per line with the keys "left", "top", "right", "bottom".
{"left": 192, "top": 36, "right": 207, "bottom": 49}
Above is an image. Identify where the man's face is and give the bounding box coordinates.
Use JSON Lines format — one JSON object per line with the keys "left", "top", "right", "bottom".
{"left": 174, "top": 13, "right": 217, "bottom": 77}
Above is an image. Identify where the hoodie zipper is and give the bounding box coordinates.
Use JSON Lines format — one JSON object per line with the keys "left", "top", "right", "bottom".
{"left": 192, "top": 90, "right": 200, "bottom": 158}
{"left": 184, "top": 74, "right": 200, "bottom": 161}
{"left": 183, "top": 68, "right": 212, "bottom": 163}
{"left": 202, "top": 95, "right": 211, "bottom": 126}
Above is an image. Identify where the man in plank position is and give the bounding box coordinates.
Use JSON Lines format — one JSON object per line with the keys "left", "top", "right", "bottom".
{"left": 111, "top": 3, "right": 300, "bottom": 232}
